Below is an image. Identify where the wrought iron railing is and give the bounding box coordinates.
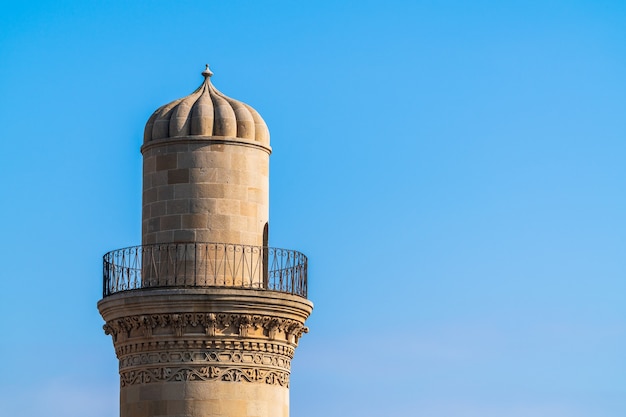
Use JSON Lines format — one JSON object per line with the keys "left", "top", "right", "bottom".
{"left": 103, "top": 243, "right": 307, "bottom": 298}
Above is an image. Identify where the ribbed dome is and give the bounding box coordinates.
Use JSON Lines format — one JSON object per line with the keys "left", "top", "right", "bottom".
{"left": 144, "top": 65, "right": 270, "bottom": 146}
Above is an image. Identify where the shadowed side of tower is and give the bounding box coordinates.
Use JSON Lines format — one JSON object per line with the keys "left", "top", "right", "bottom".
{"left": 98, "top": 66, "right": 312, "bottom": 417}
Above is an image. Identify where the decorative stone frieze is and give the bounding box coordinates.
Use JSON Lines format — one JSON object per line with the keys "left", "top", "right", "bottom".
{"left": 119, "top": 350, "right": 291, "bottom": 371}
{"left": 113, "top": 339, "right": 295, "bottom": 359}
{"left": 99, "top": 288, "right": 312, "bottom": 395}
{"left": 103, "top": 312, "right": 308, "bottom": 345}
{"left": 120, "top": 365, "right": 289, "bottom": 387}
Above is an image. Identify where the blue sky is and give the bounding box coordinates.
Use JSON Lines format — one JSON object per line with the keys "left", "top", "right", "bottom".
{"left": 0, "top": 1, "right": 625, "bottom": 416}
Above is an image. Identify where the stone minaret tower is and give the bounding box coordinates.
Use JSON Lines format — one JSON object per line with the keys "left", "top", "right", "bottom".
{"left": 98, "top": 66, "right": 312, "bottom": 417}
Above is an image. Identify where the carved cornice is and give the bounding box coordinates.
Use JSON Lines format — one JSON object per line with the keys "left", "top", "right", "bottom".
{"left": 103, "top": 312, "right": 308, "bottom": 346}
{"left": 97, "top": 288, "right": 314, "bottom": 324}
{"left": 140, "top": 135, "right": 272, "bottom": 156}
{"left": 121, "top": 365, "right": 289, "bottom": 387}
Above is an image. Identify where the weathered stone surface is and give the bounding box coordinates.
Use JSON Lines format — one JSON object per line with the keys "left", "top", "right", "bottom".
{"left": 141, "top": 140, "right": 269, "bottom": 247}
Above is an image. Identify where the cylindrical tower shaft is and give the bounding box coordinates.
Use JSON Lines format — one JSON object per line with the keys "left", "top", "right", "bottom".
{"left": 142, "top": 138, "right": 270, "bottom": 247}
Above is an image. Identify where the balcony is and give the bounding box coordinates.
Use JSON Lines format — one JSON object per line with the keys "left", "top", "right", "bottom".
{"left": 102, "top": 243, "right": 308, "bottom": 298}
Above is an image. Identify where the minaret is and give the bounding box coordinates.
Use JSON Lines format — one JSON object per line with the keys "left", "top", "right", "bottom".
{"left": 98, "top": 66, "right": 312, "bottom": 417}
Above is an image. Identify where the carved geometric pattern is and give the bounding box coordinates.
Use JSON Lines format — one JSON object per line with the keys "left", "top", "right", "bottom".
{"left": 114, "top": 339, "right": 295, "bottom": 359}
{"left": 120, "top": 365, "right": 289, "bottom": 387}
{"left": 119, "top": 350, "right": 291, "bottom": 372}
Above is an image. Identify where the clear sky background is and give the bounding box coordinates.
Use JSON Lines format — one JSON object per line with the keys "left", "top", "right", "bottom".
{"left": 0, "top": 1, "right": 625, "bottom": 416}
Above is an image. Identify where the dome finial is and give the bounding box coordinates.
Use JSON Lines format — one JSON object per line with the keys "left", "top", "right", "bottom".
{"left": 202, "top": 64, "right": 213, "bottom": 79}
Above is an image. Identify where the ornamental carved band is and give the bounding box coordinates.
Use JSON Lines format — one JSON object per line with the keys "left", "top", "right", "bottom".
{"left": 114, "top": 339, "right": 295, "bottom": 360}
{"left": 120, "top": 350, "right": 291, "bottom": 372}
{"left": 103, "top": 312, "right": 308, "bottom": 345}
{"left": 103, "top": 312, "right": 306, "bottom": 387}
{"left": 120, "top": 366, "right": 290, "bottom": 387}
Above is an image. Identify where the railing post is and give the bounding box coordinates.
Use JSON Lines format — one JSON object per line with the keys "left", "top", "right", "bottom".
{"left": 262, "top": 247, "right": 269, "bottom": 289}
{"left": 102, "top": 257, "right": 108, "bottom": 297}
